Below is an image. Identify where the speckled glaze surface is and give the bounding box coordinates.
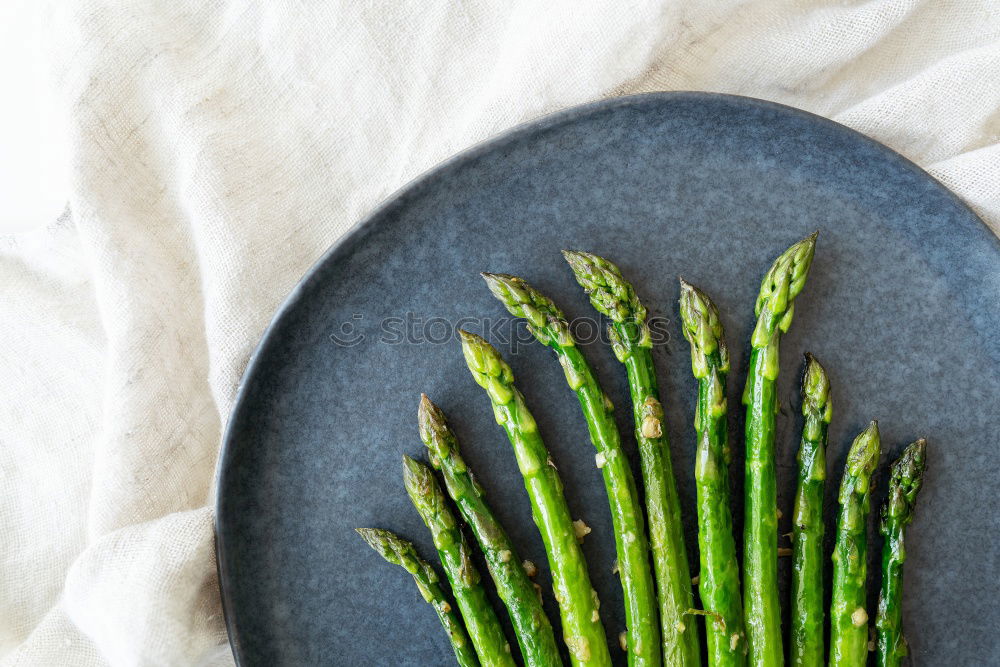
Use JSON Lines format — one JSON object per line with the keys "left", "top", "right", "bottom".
{"left": 216, "top": 92, "right": 1000, "bottom": 666}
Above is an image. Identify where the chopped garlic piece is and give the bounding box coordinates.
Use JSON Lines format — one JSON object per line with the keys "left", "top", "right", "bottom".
{"left": 522, "top": 559, "right": 537, "bottom": 577}
{"left": 618, "top": 631, "right": 628, "bottom": 652}
{"left": 641, "top": 415, "right": 662, "bottom": 438}
{"left": 566, "top": 637, "right": 591, "bottom": 661}
{"left": 499, "top": 549, "right": 512, "bottom": 563}
{"left": 852, "top": 607, "right": 868, "bottom": 627}
{"left": 573, "top": 519, "right": 592, "bottom": 542}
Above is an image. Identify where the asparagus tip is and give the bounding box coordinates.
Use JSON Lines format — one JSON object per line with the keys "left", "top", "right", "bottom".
{"left": 480, "top": 271, "right": 519, "bottom": 299}
{"left": 561, "top": 249, "right": 598, "bottom": 286}
{"left": 458, "top": 328, "right": 491, "bottom": 361}
{"left": 677, "top": 278, "right": 711, "bottom": 317}
{"left": 563, "top": 250, "right": 645, "bottom": 328}
{"left": 892, "top": 439, "right": 927, "bottom": 494}
{"left": 402, "top": 454, "right": 429, "bottom": 488}
{"left": 678, "top": 279, "right": 727, "bottom": 376}
{"left": 754, "top": 232, "right": 819, "bottom": 319}
{"left": 403, "top": 456, "right": 442, "bottom": 522}
{"left": 481, "top": 272, "right": 565, "bottom": 326}
{"left": 457, "top": 328, "right": 479, "bottom": 344}
{"left": 480, "top": 272, "right": 512, "bottom": 305}
{"left": 356, "top": 527, "right": 400, "bottom": 562}
{"left": 561, "top": 249, "right": 602, "bottom": 277}
{"left": 458, "top": 329, "right": 492, "bottom": 363}
{"left": 884, "top": 438, "right": 928, "bottom": 525}
{"left": 356, "top": 526, "right": 379, "bottom": 549}
{"left": 459, "top": 330, "right": 517, "bottom": 404}
{"left": 417, "top": 392, "right": 440, "bottom": 432}
{"left": 846, "top": 421, "right": 881, "bottom": 477}
{"left": 895, "top": 438, "right": 927, "bottom": 473}
{"left": 418, "top": 394, "right": 457, "bottom": 459}
{"left": 801, "top": 352, "right": 831, "bottom": 421}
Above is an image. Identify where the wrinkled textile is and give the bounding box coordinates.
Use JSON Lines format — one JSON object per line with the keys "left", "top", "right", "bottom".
{"left": 2, "top": 1, "right": 997, "bottom": 664}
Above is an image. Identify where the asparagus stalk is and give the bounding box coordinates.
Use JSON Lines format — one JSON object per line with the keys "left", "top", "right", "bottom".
{"left": 563, "top": 251, "right": 699, "bottom": 667}
{"left": 742, "top": 233, "right": 818, "bottom": 667}
{"left": 829, "top": 422, "right": 881, "bottom": 667}
{"left": 404, "top": 456, "right": 516, "bottom": 666}
{"left": 356, "top": 527, "right": 481, "bottom": 667}
{"left": 678, "top": 280, "right": 746, "bottom": 666}
{"left": 482, "top": 273, "right": 661, "bottom": 667}
{"left": 790, "top": 354, "right": 832, "bottom": 667}
{"left": 876, "top": 439, "right": 927, "bottom": 667}
{"left": 418, "top": 394, "right": 563, "bottom": 667}
{"left": 459, "top": 330, "right": 611, "bottom": 666}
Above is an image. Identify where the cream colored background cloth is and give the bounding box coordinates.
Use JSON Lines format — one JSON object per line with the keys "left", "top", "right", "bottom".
{"left": 2, "top": 1, "right": 998, "bottom": 665}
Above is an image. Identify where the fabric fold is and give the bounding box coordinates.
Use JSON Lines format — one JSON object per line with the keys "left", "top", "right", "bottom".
{"left": 2, "top": 1, "right": 997, "bottom": 664}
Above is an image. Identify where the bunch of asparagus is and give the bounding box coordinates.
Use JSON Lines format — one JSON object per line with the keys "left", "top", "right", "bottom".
{"left": 358, "top": 234, "right": 929, "bottom": 667}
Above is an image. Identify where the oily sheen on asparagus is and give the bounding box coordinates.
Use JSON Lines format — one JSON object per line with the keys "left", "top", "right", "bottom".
{"left": 459, "top": 330, "right": 610, "bottom": 667}
{"left": 742, "top": 233, "right": 817, "bottom": 667}
{"left": 404, "top": 456, "right": 515, "bottom": 666}
{"left": 790, "top": 354, "right": 832, "bottom": 667}
{"left": 356, "top": 528, "right": 480, "bottom": 667}
{"left": 564, "top": 251, "right": 699, "bottom": 667}
{"left": 876, "top": 439, "right": 927, "bottom": 667}
{"left": 483, "top": 273, "right": 660, "bottom": 667}
{"left": 418, "top": 395, "right": 563, "bottom": 667}
{"left": 679, "top": 280, "right": 746, "bottom": 666}
{"left": 829, "top": 422, "right": 881, "bottom": 667}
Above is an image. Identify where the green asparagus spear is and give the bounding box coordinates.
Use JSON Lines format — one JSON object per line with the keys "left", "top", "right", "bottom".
{"left": 742, "top": 233, "right": 818, "bottom": 667}
{"left": 418, "top": 395, "right": 564, "bottom": 667}
{"left": 403, "top": 456, "right": 516, "bottom": 667}
{"left": 829, "top": 421, "right": 881, "bottom": 667}
{"left": 789, "top": 354, "right": 832, "bottom": 667}
{"left": 459, "top": 330, "right": 611, "bottom": 667}
{"left": 482, "top": 273, "right": 660, "bottom": 667}
{"left": 876, "top": 439, "right": 927, "bottom": 667}
{"left": 563, "top": 251, "right": 698, "bottom": 667}
{"left": 356, "top": 527, "right": 480, "bottom": 667}
{"left": 678, "top": 280, "right": 746, "bottom": 666}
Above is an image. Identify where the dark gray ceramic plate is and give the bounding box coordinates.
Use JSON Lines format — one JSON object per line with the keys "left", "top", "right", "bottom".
{"left": 216, "top": 92, "right": 1000, "bottom": 666}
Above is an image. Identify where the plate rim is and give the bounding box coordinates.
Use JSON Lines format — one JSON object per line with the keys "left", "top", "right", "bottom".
{"left": 213, "top": 90, "right": 994, "bottom": 664}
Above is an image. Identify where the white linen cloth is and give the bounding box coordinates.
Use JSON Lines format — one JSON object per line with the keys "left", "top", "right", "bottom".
{"left": 2, "top": 2, "right": 998, "bottom": 665}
